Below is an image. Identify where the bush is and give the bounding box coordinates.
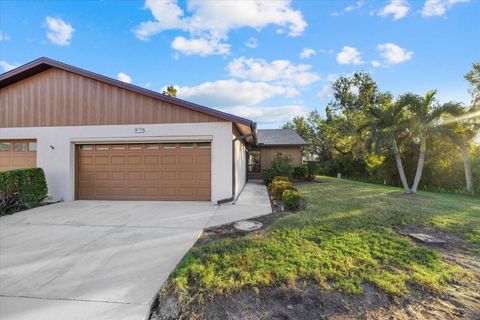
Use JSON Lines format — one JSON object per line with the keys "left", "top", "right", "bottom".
{"left": 272, "top": 176, "right": 289, "bottom": 183}
{"left": 307, "top": 161, "right": 320, "bottom": 180}
{"left": 271, "top": 155, "right": 294, "bottom": 178}
{"left": 0, "top": 168, "right": 48, "bottom": 215}
{"left": 261, "top": 168, "right": 276, "bottom": 185}
{"left": 282, "top": 189, "right": 302, "bottom": 211}
{"left": 293, "top": 165, "right": 308, "bottom": 180}
{"left": 271, "top": 180, "right": 297, "bottom": 200}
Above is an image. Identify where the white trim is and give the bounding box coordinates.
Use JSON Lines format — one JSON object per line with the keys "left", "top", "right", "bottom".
{"left": 69, "top": 135, "right": 213, "bottom": 144}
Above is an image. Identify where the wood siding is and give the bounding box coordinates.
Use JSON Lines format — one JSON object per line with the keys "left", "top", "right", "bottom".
{"left": 260, "top": 146, "right": 302, "bottom": 169}
{"left": 0, "top": 68, "right": 224, "bottom": 128}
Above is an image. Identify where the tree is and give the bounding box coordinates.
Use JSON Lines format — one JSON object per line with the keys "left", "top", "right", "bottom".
{"left": 403, "top": 91, "right": 464, "bottom": 193}
{"left": 465, "top": 62, "right": 480, "bottom": 108}
{"left": 360, "top": 102, "right": 411, "bottom": 193}
{"left": 162, "top": 86, "right": 177, "bottom": 97}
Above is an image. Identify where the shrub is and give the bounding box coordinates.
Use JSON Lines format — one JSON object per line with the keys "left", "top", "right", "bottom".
{"left": 271, "top": 155, "right": 294, "bottom": 178}
{"left": 272, "top": 176, "right": 289, "bottom": 183}
{"left": 282, "top": 189, "right": 302, "bottom": 211}
{"left": 293, "top": 164, "right": 308, "bottom": 180}
{"left": 261, "top": 168, "right": 276, "bottom": 185}
{"left": 307, "top": 161, "right": 320, "bottom": 180}
{"left": 0, "top": 168, "right": 48, "bottom": 215}
{"left": 271, "top": 180, "right": 297, "bottom": 200}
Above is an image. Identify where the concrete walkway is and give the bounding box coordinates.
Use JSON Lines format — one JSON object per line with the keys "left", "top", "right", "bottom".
{"left": 0, "top": 182, "right": 271, "bottom": 320}
{"left": 208, "top": 180, "right": 272, "bottom": 227}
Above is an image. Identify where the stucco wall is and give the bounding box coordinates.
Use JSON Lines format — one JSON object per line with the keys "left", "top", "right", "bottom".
{"left": 233, "top": 138, "right": 247, "bottom": 200}
{"left": 0, "top": 122, "right": 233, "bottom": 204}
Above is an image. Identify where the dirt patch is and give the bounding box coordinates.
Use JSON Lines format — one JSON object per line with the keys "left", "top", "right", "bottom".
{"left": 198, "top": 211, "right": 291, "bottom": 245}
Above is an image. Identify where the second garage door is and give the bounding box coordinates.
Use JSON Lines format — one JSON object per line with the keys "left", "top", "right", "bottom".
{"left": 77, "top": 142, "right": 211, "bottom": 201}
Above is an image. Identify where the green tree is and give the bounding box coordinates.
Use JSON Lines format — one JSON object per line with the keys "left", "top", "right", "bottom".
{"left": 360, "top": 102, "right": 411, "bottom": 193}
{"left": 162, "top": 86, "right": 177, "bottom": 97}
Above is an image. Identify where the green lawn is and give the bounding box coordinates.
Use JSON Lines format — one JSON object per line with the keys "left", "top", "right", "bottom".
{"left": 168, "top": 177, "right": 480, "bottom": 307}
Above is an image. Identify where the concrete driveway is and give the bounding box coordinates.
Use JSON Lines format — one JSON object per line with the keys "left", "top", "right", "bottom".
{"left": 0, "top": 201, "right": 219, "bottom": 320}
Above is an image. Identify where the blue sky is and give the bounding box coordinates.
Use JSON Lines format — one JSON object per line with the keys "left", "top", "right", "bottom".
{"left": 1, "top": 0, "right": 479, "bottom": 128}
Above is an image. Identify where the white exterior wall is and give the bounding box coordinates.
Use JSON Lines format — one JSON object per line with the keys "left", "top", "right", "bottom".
{"left": 0, "top": 122, "right": 233, "bottom": 204}
{"left": 233, "top": 137, "right": 247, "bottom": 199}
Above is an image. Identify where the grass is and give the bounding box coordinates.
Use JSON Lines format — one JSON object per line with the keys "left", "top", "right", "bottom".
{"left": 167, "top": 177, "right": 480, "bottom": 307}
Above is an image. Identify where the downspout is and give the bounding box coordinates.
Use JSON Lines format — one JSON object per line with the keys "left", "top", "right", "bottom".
{"left": 216, "top": 130, "right": 255, "bottom": 205}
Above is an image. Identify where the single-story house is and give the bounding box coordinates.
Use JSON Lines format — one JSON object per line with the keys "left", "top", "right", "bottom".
{"left": 0, "top": 57, "right": 305, "bottom": 204}
{"left": 247, "top": 129, "right": 307, "bottom": 180}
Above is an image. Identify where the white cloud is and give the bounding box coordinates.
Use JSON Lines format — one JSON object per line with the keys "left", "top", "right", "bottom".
{"left": 378, "top": 0, "right": 410, "bottom": 20}
{"left": 45, "top": 16, "right": 74, "bottom": 46}
{"left": 422, "top": 0, "right": 469, "bottom": 17}
{"left": 345, "top": 0, "right": 365, "bottom": 12}
{"left": 336, "top": 46, "right": 363, "bottom": 65}
{"left": 371, "top": 60, "right": 382, "bottom": 67}
{"left": 0, "top": 60, "right": 19, "bottom": 72}
{"left": 117, "top": 72, "right": 132, "bottom": 84}
{"left": 318, "top": 85, "right": 334, "bottom": 99}
{"left": 245, "top": 37, "right": 258, "bottom": 49}
{"left": 225, "top": 105, "right": 307, "bottom": 123}
{"left": 171, "top": 36, "right": 230, "bottom": 56}
{"left": 376, "top": 43, "right": 413, "bottom": 65}
{"left": 134, "top": 0, "right": 306, "bottom": 56}
{"left": 176, "top": 79, "right": 298, "bottom": 107}
{"left": 0, "top": 31, "right": 10, "bottom": 41}
{"left": 300, "top": 48, "right": 316, "bottom": 59}
{"left": 227, "top": 57, "right": 320, "bottom": 86}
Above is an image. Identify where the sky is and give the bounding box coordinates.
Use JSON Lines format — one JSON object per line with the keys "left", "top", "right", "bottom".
{"left": 1, "top": 0, "right": 479, "bottom": 129}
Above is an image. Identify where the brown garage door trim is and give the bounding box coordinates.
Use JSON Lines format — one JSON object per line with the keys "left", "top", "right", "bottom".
{"left": 75, "top": 141, "right": 212, "bottom": 201}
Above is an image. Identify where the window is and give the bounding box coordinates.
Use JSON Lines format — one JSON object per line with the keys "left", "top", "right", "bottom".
{"left": 197, "top": 143, "right": 211, "bottom": 149}
{"left": 180, "top": 143, "right": 193, "bottom": 149}
{"left": 80, "top": 145, "right": 93, "bottom": 150}
{"left": 13, "top": 142, "right": 26, "bottom": 152}
{"left": 0, "top": 142, "right": 11, "bottom": 152}
{"left": 248, "top": 150, "right": 261, "bottom": 172}
{"left": 128, "top": 144, "right": 143, "bottom": 150}
{"left": 111, "top": 145, "right": 126, "bottom": 150}
{"left": 95, "top": 145, "right": 110, "bottom": 151}
{"left": 28, "top": 142, "right": 37, "bottom": 152}
{"left": 163, "top": 144, "right": 177, "bottom": 149}
{"left": 145, "top": 144, "right": 160, "bottom": 150}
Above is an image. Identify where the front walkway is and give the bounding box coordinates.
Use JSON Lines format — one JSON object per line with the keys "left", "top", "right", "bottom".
{"left": 0, "top": 181, "right": 271, "bottom": 320}
{"left": 207, "top": 180, "right": 272, "bottom": 227}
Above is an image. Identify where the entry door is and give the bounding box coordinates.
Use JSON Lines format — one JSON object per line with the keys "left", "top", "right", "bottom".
{"left": 76, "top": 142, "right": 211, "bottom": 200}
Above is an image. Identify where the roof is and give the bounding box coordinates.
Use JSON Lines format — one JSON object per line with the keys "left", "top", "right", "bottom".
{"left": 0, "top": 57, "right": 256, "bottom": 141}
{"left": 257, "top": 129, "right": 307, "bottom": 146}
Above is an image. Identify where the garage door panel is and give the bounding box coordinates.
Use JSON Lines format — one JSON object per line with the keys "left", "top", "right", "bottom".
{"left": 77, "top": 142, "right": 210, "bottom": 200}
{"left": 0, "top": 140, "right": 37, "bottom": 172}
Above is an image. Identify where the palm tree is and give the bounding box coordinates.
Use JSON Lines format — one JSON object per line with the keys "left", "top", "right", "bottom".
{"left": 360, "top": 102, "right": 411, "bottom": 193}
{"left": 439, "top": 104, "right": 480, "bottom": 194}
{"left": 404, "top": 91, "right": 464, "bottom": 193}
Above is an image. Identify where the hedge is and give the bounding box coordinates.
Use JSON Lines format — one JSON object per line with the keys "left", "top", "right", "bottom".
{"left": 293, "top": 164, "right": 308, "bottom": 180}
{"left": 0, "top": 168, "right": 48, "bottom": 215}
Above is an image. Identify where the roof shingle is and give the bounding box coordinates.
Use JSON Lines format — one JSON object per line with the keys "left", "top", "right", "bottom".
{"left": 257, "top": 129, "right": 306, "bottom": 146}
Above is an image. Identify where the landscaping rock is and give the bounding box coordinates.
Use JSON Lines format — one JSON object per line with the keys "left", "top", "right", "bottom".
{"left": 233, "top": 220, "right": 263, "bottom": 232}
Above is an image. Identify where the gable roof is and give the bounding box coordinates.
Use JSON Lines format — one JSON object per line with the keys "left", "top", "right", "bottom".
{"left": 0, "top": 57, "right": 256, "bottom": 140}
{"left": 257, "top": 129, "right": 307, "bottom": 146}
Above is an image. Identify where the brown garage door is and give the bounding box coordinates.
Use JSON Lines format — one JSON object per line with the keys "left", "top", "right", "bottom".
{"left": 0, "top": 140, "right": 37, "bottom": 172}
{"left": 76, "top": 142, "right": 211, "bottom": 200}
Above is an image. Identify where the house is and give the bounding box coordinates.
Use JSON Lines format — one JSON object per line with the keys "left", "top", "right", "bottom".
{"left": 247, "top": 129, "right": 307, "bottom": 179}
{"left": 0, "top": 57, "right": 303, "bottom": 204}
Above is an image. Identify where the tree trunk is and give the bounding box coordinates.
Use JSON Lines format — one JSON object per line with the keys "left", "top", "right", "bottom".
{"left": 460, "top": 144, "right": 474, "bottom": 194}
{"left": 411, "top": 136, "right": 427, "bottom": 193}
{"left": 391, "top": 139, "right": 411, "bottom": 193}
